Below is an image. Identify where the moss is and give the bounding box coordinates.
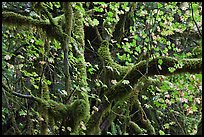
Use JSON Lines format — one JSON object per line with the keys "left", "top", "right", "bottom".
{"left": 86, "top": 102, "right": 111, "bottom": 135}
{"left": 65, "top": 99, "right": 90, "bottom": 133}
{"left": 192, "top": 46, "right": 202, "bottom": 58}
{"left": 2, "top": 11, "right": 65, "bottom": 44}
{"left": 98, "top": 40, "right": 130, "bottom": 78}
{"left": 47, "top": 100, "right": 68, "bottom": 119}
{"left": 2, "top": 11, "right": 49, "bottom": 30}
{"left": 35, "top": 97, "right": 67, "bottom": 120}
{"left": 35, "top": 96, "right": 90, "bottom": 134}
{"left": 73, "top": 3, "right": 85, "bottom": 48}
{"left": 46, "top": 25, "right": 65, "bottom": 43}
{"left": 70, "top": 99, "right": 90, "bottom": 122}
{"left": 143, "top": 119, "right": 155, "bottom": 135}
{"left": 182, "top": 58, "right": 202, "bottom": 71}
{"left": 129, "top": 121, "right": 143, "bottom": 134}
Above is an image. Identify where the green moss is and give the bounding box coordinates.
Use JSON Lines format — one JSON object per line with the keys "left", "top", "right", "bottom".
{"left": 2, "top": 11, "right": 64, "bottom": 44}
{"left": 98, "top": 40, "right": 130, "bottom": 78}
{"left": 182, "top": 58, "right": 202, "bottom": 68}
{"left": 70, "top": 99, "right": 90, "bottom": 122}
{"left": 48, "top": 100, "right": 68, "bottom": 119}
{"left": 192, "top": 46, "right": 202, "bottom": 58}
{"left": 144, "top": 119, "right": 155, "bottom": 135}
{"left": 35, "top": 96, "right": 90, "bottom": 134}
{"left": 86, "top": 102, "right": 111, "bottom": 135}
{"left": 129, "top": 121, "right": 143, "bottom": 134}
{"left": 2, "top": 11, "right": 49, "bottom": 30}
{"left": 65, "top": 99, "right": 90, "bottom": 133}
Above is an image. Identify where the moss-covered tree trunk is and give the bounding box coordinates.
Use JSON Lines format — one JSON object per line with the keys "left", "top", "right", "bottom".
{"left": 63, "top": 2, "right": 72, "bottom": 94}
{"left": 69, "top": 3, "right": 90, "bottom": 133}
{"left": 38, "top": 35, "right": 50, "bottom": 135}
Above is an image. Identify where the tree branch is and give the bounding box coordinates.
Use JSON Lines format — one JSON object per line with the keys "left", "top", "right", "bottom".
{"left": 98, "top": 41, "right": 130, "bottom": 79}
{"left": 54, "top": 2, "right": 73, "bottom": 94}
{"left": 2, "top": 82, "right": 35, "bottom": 100}
{"left": 2, "top": 11, "right": 50, "bottom": 30}
{"left": 2, "top": 11, "right": 65, "bottom": 43}
{"left": 107, "top": 56, "right": 202, "bottom": 102}
{"left": 190, "top": 2, "right": 202, "bottom": 37}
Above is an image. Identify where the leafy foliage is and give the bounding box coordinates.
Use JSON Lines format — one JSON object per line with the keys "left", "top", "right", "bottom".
{"left": 2, "top": 2, "right": 202, "bottom": 135}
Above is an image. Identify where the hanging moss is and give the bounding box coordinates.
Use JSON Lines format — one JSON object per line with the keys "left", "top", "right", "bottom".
{"left": 2, "top": 11, "right": 48, "bottom": 30}
{"left": 2, "top": 11, "right": 65, "bottom": 44}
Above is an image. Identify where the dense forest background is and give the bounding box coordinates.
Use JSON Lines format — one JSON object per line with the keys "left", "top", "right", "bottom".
{"left": 2, "top": 2, "right": 202, "bottom": 135}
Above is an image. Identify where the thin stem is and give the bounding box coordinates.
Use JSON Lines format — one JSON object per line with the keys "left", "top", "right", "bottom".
{"left": 190, "top": 3, "right": 202, "bottom": 37}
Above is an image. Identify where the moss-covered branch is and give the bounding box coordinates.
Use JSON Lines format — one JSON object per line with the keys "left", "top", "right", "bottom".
{"left": 98, "top": 40, "right": 202, "bottom": 102}
{"left": 2, "top": 11, "right": 49, "bottom": 30}
{"left": 35, "top": 97, "right": 89, "bottom": 132}
{"left": 95, "top": 42, "right": 202, "bottom": 134}
{"left": 107, "top": 56, "right": 202, "bottom": 102}
{"left": 2, "top": 82, "right": 35, "bottom": 100}
{"left": 86, "top": 101, "right": 111, "bottom": 135}
{"left": 98, "top": 41, "right": 130, "bottom": 79}
{"left": 129, "top": 121, "right": 143, "bottom": 134}
{"left": 62, "top": 2, "right": 73, "bottom": 94}
{"left": 70, "top": 3, "right": 91, "bottom": 133}
{"left": 2, "top": 11, "right": 65, "bottom": 44}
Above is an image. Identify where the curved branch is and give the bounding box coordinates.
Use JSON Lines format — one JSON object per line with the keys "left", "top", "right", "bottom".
{"left": 107, "top": 57, "right": 202, "bottom": 102}
{"left": 98, "top": 41, "right": 130, "bottom": 79}
{"left": 98, "top": 40, "right": 202, "bottom": 102}
{"left": 40, "top": 2, "right": 56, "bottom": 25}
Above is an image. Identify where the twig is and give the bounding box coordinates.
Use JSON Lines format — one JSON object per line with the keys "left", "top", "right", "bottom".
{"left": 2, "top": 82, "right": 35, "bottom": 100}
{"left": 190, "top": 3, "right": 202, "bottom": 37}
{"left": 170, "top": 110, "right": 186, "bottom": 134}
{"left": 95, "top": 26, "right": 103, "bottom": 42}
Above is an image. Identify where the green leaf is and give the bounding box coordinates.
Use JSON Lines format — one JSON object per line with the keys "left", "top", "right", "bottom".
{"left": 92, "top": 19, "right": 99, "bottom": 26}
{"left": 158, "top": 3, "right": 163, "bottom": 9}
{"left": 142, "top": 95, "right": 148, "bottom": 100}
{"left": 164, "top": 123, "right": 170, "bottom": 129}
{"left": 19, "top": 110, "right": 27, "bottom": 116}
{"left": 48, "top": 58, "right": 54, "bottom": 63}
{"left": 122, "top": 80, "right": 130, "bottom": 85}
{"left": 135, "top": 46, "right": 141, "bottom": 53}
{"left": 159, "top": 130, "right": 165, "bottom": 135}
{"left": 95, "top": 81, "right": 100, "bottom": 87}
{"left": 107, "top": 12, "right": 113, "bottom": 17}
{"left": 192, "top": 105, "right": 197, "bottom": 111}
{"left": 154, "top": 101, "right": 161, "bottom": 107}
{"left": 88, "top": 67, "right": 94, "bottom": 74}
{"left": 35, "top": 39, "right": 44, "bottom": 46}
{"left": 158, "top": 59, "right": 163, "bottom": 65}
{"left": 33, "top": 85, "right": 39, "bottom": 89}
{"left": 168, "top": 67, "right": 176, "bottom": 73}
{"left": 17, "top": 55, "right": 25, "bottom": 59}
{"left": 46, "top": 80, "right": 52, "bottom": 85}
